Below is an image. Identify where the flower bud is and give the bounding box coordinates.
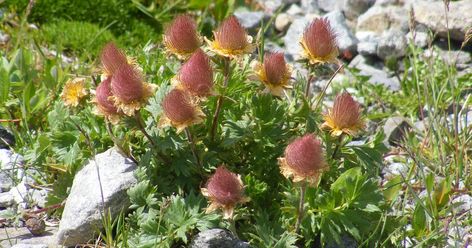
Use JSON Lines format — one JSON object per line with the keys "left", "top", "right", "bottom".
{"left": 164, "top": 15, "right": 201, "bottom": 59}
{"left": 100, "top": 42, "right": 128, "bottom": 76}
{"left": 278, "top": 134, "right": 327, "bottom": 185}
{"left": 251, "top": 52, "right": 292, "bottom": 97}
{"left": 321, "top": 92, "right": 364, "bottom": 136}
{"left": 201, "top": 166, "right": 249, "bottom": 219}
{"left": 176, "top": 49, "right": 213, "bottom": 97}
{"left": 207, "top": 15, "right": 255, "bottom": 57}
{"left": 159, "top": 89, "right": 205, "bottom": 133}
{"left": 301, "top": 18, "right": 338, "bottom": 65}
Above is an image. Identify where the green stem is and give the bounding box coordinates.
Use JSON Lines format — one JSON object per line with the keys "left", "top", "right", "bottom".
{"left": 135, "top": 112, "right": 170, "bottom": 164}
{"left": 185, "top": 127, "right": 202, "bottom": 168}
{"left": 295, "top": 183, "right": 307, "bottom": 234}
{"left": 210, "top": 57, "right": 231, "bottom": 141}
{"left": 228, "top": 217, "right": 239, "bottom": 239}
{"left": 304, "top": 64, "right": 314, "bottom": 99}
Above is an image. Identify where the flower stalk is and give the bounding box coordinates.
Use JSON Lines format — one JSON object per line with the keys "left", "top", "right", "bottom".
{"left": 295, "top": 182, "right": 307, "bottom": 234}
{"left": 185, "top": 127, "right": 202, "bottom": 168}
{"left": 210, "top": 57, "right": 231, "bottom": 141}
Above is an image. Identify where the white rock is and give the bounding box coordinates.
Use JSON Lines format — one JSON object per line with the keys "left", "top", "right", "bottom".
{"left": 377, "top": 29, "right": 407, "bottom": 60}
{"left": 300, "top": 0, "right": 322, "bottom": 14}
{"left": 382, "top": 162, "right": 409, "bottom": 179}
{"left": 412, "top": 0, "right": 472, "bottom": 41}
{"left": 0, "top": 191, "right": 14, "bottom": 208}
{"left": 11, "top": 245, "right": 48, "bottom": 248}
{"left": 9, "top": 182, "right": 29, "bottom": 208}
{"left": 286, "top": 4, "right": 304, "bottom": 16}
{"left": 406, "top": 31, "right": 431, "bottom": 48}
{"left": 451, "top": 194, "right": 472, "bottom": 213}
{"left": 348, "top": 55, "right": 401, "bottom": 91}
{"left": 56, "top": 148, "right": 137, "bottom": 246}
{"left": 357, "top": 5, "right": 409, "bottom": 35}
{"left": 341, "top": 0, "right": 375, "bottom": 20}
{"left": 234, "top": 10, "right": 266, "bottom": 31}
{"left": 275, "top": 13, "right": 293, "bottom": 31}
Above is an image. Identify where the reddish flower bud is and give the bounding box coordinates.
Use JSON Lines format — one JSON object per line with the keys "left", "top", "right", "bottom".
{"left": 100, "top": 42, "right": 128, "bottom": 76}
{"left": 263, "top": 52, "right": 289, "bottom": 86}
{"left": 321, "top": 92, "right": 364, "bottom": 136}
{"left": 278, "top": 134, "right": 327, "bottom": 185}
{"left": 301, "top": 18, "right": 338, "bottom": 64}
{"left": 177, "top": 49, "right": 213, "bottom": 97}
{"left": 201, "top": 166, "right": 249, "bottom": 219}
{"left": 164, "top": 15, "right": 201, "bottom": 58}
{"left": 207, "top": 15, "right": 255, "bottom": 57}
{"left": 159, "top": 89, "right": 205, "bottom": 133}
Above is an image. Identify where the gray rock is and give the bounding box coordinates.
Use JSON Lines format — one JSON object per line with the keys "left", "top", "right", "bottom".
{"left": 30, "top": 189, "right": 48, "bottom": 209}
{"left": 413, "top": 0, "right": 472, "bottom": 41}
{"left": 451, "top": 194, "right": 472, "bottom": 213}
{"left": 324, "top": 11, "right": 358, "bottom": 55}
{"left": 0, "top": 226, "right": 58, "bottom": 248}
{"left": 342, "top": 0, "right": 375, "bottom": 20}
{"left": 377, "top": 29, "right": 407, "bottom": 60}
{"left": 0, "top": 191, "right": 14, "bottom": 208}
{"left": 256, "top": 0, "right": 283, "bottom": 14}
{"left": 56, "top": 148, "right": 137, "bottom": 246}
{"left": 349, "top": 55, "right": 401, "bottom": 90}
{"left": 383, "top": 116, "right": 411, "bottom": 146}
{"left": 11, "top": 244, "right": 48, "bottom": 248}
{"left": 234, "top": 10, "right": 266, "bottom": 32}
{"left": 447, "top": 223, "right": 472, "bottom": 248}
{"left": 0, "top": 125, "right": 15, "bottom": 149}
{"left": 9, "top": 182, "right": 29, "bottom": 209}
{"left": 406, "top": 31, "right": 431, "bottom": 48}
{"left": 326, "top": 234, "right": 357, "bottom": 248}
{"left": 382, "top": 162, "right": 409, "bottom": 179}
{"left": 357, "top": 5, "right": 409, "bottom": 35}
{"left": 286, "top": 4, "right": 304, "bottom": 16}
{"left": 275, "top": 13, "right": 293, "bottom": 32}
{"left": 189, "top": 229, "right": 250, "bottom": 248}
{"left": 300, "top": 0, "right": 322, "bottom": 14}
{"left": 317, "top": 0, "right": 340, "bottom": 13}
{"left": 356, "top": 31, "right": 380, "bottom": 55}
{"left": 413, "top": 120, "right": 426, "bottom": 133}
{"left": 439, "top": 50, "right": 472, "bottom": 70}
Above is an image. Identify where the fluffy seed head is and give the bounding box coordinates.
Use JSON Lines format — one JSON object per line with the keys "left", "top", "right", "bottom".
{"left": 331, "top": 92, "right": 362, "bottom": 128}
{"left": 263, "top": 52, "right": 288, "bottom": 85}
{"left": 285, "top": 134, "right": 325, "bottom": 176}
{"left": 214, "top": 15, "right": 249, "bottom": 51}
{"left": 302, "top": 18, "right": 338, "bottom": 63}
{"left": 162, "top": 89, "right": 198, "bottom": 124}
{"left": 206, "top": 166, "right": 244, "bottom": 206}
{"left": 100, "top": 42, "right": 128, "bottom": 75}
{"left": 95, "top": 77, "right": 118, "bottom": 114}
{"left": 110, "top": 63, "right": 144, "bottom": 103}
{"left": 164, "top": 15, "right": 200, "bottom": 55}
{"left": 178, "top": 49, "right": 213, "bottom": 96}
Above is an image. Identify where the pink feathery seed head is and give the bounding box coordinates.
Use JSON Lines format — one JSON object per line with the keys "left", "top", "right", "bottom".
{"left": 331, "top": 92, "right": 362, "bottom": 128}
{"left": 214, "top": 15, "right": 248, "bottom": 50}
{"left": 110, "top": 63, "right": 144, "bottom": 103}
{"left": 285, "top": 134, "right": 324, "bottom": 175}
{"left": 96, "top": 77, "right": 118, "bottom": 114}
{"left": 162, "top": 89, "right": 197, "bottom": 123}
{"left": 303, "top": 18, "right": 338, "bottom": 58}
{"left": 165, "top": 15, "right": 200, "bottom": 53}
{"left": 179, "top": 49, "right": 213, "bottom": 96}
{"left": 263, "top": 52, "right": 288, "bottom": 85}
{"left": 100, "top": 42, "right": 128, "bottom": 75}
{"left": 206, "top": 166, "right": 243, "bottom": 206}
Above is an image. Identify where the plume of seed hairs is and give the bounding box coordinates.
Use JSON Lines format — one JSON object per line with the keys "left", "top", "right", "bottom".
{"left": 285, "top": 134, "right": 324, "bottom": 175}
{"left": 214, "top": 15, "right": 248, "bottom": 50}
{"left": 263, "top": 52, "right": 288, "bottom": 85}
{"left": 162, "top": 89, "right": 197, "bottom": 123}
{"left": 165, "top": 15, "right": 200, "bottom": 53}
{"left": 100, "top": 42, "right": 128, "bottom": 75}
{"left": 96, "top": 77, "right": 119, "bottom": 114}
{"left": 331, "top": 92, "right": 361, "bottom": 128}
{"left": 179, "top": 49, "right": 213, "bottom": 96}
{"left": 303, "top": 18, "right": 338, "bottom": 58}
{"left": 111, "top": 63, "right": 144, "bottom": 103}
{"left": 207, "top": 166, "right": 243, "bottom": 205}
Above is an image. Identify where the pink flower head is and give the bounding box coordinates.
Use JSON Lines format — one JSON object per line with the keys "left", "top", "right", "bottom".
{"left": 164, "top": 15, "right": 201, "bottom": 57}
{"left": 110, "top": 63, "right": 144, "bottom": 104}
{"left": 201, "top": 166, "right": 249, "bottom": 219}
{"left": 263, "top": 52, "right": 289, "bottom": 86}
{"left": 279, "top": 134, "right": 327, "bottom": 185}
{"left": 177, "top": 49, "right": 213, "bottom": 97}
{"left": 96, "top": 77, "right": 118, "bottom": 115}
{"left": 159, "top": 88, "right": 205, "bottom": 132}
{"left": 100, "top": 42, "right": 128, "bottom": 75}
{"left": 301, "top": 18, "right": 338, "bottom": 64}
{"left": 214, "top": 15, "right": 249, "bottom": 51}
{"left": 321, "top": 92, "right": 364, "bottom": 136}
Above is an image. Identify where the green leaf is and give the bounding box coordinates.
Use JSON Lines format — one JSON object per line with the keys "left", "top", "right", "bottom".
{"left": 383, "top": 175, "right": 403, "bottom": 203}
{"left": 412, "top": 203, "right": 427, "bottom": 237}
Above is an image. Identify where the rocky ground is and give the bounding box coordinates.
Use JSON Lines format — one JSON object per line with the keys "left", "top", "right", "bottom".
{"left": 1, "top": 0, "right": 471, "bottom": 247}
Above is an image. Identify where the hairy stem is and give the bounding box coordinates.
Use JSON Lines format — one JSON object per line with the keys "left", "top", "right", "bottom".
{"left": 304, "top": 65, "right": 314, "bottom": 98}
{"left": 295, "top": 183, "right": 307, "bottom": 234}
{"left": 105, "top": 121, "right": 138, "bottom": 164}
{"left": 185, "top": 127, "right": 201, "bottom": 168}
{"left": 313, "top": 64, "right": 344, "bottom": 112}
{"left": 210, "top": 57, "right": 231, "bottom": 141}
{"left": 228, "top": 217, "right": 239, "bottom": 239}
{"left": 135, "top": 112, "right": 169, "bottom": 164}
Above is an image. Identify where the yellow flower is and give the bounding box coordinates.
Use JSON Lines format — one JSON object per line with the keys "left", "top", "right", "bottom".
{"left": 321, "top": 92, "right": 365, "bottom": 137}
{"left": 278, "top": 134, "right": 327, "bottom": 186}
{"left": 201, "top": 166, "right": 250, "bottom": 219}
{"left": 61, "top": 77, "right": 88, "bottom": 107}
{"left": 158, "top": 89, "right": 205, "bottom": 133}
{"left": 206, "top": 15, "right": 255, "bottom": 58}
{"left": 300, "top": 18, "right": 339, "bottom": 65}
{"left": 251, "top": 52, "right": 292, "bottom": 97}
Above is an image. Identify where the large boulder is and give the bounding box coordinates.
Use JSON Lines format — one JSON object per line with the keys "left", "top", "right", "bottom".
{"left": 413, "top": 0, "right": 472, "bottom": 41}
{"left": 357, "top": 5, "right": 409, "bottom": 35}
{"left": 56, "top": 148, "right": 137, "bottom": 246}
